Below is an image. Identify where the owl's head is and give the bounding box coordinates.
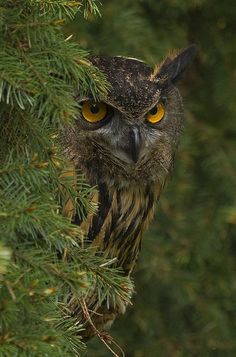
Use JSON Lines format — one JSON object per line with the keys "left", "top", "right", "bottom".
{"left": 64, "top": 45, "right": 196, "bottom": 187}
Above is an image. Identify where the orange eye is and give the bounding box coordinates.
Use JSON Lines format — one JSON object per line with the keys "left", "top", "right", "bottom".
{"left": 146, "top": 102, "right": 165, "bottom": 124}
{"left": 81, "top": 100, "right": 107, "bottom": 123}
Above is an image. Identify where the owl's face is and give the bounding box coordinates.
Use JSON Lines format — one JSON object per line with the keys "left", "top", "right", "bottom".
{"left": 63, "top": 46, "right": 196, "bottom": 186}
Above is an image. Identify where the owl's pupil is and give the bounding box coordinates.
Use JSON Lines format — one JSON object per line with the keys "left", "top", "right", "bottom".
{"left": 90, "top": 104, "right": 99, "bottom": 114}
{"left": 149, "top": 106, "right": 158, "bottom": 115}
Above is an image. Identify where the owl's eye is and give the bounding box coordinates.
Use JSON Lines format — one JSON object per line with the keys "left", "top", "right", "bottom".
{"left": 146, "top": 102, "right": 165, "bottom": 124}
{"left": 81, "top": 100, "right": 108, "bottom": 123}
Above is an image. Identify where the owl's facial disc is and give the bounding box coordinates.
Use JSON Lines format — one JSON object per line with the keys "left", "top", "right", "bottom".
{"left": 107, "top": 102, "right": 166, "bottom": 164}
{"left": 79, "top": 99, "right": 168, "bottom": 165}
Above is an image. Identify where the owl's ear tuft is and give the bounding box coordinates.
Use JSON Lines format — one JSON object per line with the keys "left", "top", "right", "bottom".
{"left": 155, "top": 44, "right": 197, "bottom": 87}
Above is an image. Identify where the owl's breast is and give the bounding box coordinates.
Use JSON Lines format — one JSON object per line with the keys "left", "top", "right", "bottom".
{"left": 79, "top": 181, "right": 161, "bottom": 274}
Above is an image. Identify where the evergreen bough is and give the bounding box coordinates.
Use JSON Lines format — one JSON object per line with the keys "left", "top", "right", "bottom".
{"left": 0, "top": 1, "right": 133, "bottom": 356}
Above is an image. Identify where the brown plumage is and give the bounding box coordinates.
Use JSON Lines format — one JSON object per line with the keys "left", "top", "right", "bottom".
{"left": 62, "top": 45, "right": 196, "bottom": 339}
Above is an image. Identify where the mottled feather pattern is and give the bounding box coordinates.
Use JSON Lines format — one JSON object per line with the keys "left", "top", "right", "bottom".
{"left": 66, "top": 179, "right": 162, "bottom": 339}
{"left": 62, "top": 46, "right": 196, "bottom": 339}
{"left": 83, "top": 182, "right": 162, "bottom": 274}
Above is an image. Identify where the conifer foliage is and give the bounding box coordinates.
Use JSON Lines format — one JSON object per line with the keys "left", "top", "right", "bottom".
{"left": 0, "top": 1, "right": 132, "bottom": 356}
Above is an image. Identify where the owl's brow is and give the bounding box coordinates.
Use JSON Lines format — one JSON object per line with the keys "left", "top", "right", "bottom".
{"left": 166, "top": 111, "right": 183, "bottom": 115}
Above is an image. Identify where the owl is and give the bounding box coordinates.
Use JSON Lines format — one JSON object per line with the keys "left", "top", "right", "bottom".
{"left": 62, "top": 45, "right": 196, "bottom": 340}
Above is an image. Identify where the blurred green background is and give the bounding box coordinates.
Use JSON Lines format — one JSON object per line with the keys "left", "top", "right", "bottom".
{"left": 70, "top": 1, "right": 236, "bottom": 355}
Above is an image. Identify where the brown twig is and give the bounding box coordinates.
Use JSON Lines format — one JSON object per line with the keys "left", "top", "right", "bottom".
{"left": 79, "top": 298, "right": 126, "bottom": 357}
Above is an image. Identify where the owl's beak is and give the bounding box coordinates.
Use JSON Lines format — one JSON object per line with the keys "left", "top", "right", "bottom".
{"left": 129, "top": 127, "right": 141, "bottom": 163}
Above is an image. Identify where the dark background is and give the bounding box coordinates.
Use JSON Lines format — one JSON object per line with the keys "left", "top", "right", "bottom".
{"left": 70, "top": 1, "right": 236, "bottom": 355}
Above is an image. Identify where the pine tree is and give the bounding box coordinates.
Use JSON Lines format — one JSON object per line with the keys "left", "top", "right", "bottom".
{"left": 0, "top": 2, "right": 133, "bottom": 356}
